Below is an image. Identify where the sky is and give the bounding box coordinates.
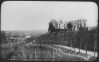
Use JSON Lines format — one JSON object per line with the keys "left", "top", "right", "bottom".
{"left": 1, "top": 1, "right": 98, "bottom": 31}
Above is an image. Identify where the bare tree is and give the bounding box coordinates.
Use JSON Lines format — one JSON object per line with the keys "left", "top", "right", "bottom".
{"left": 67, "top": 22, "right": 73, "bottom": 31}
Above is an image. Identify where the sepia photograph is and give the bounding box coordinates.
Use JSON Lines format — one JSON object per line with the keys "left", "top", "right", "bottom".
{"left": 1, "top": 1, "right": 98, "bottom": 61}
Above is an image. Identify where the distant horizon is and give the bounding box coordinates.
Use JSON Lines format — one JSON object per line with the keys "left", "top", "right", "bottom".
{"left": 1, "top": 29, "right": 48, "bottom": 32}
{"left": 1, "top": 25, "right": 97, "bottom": 31}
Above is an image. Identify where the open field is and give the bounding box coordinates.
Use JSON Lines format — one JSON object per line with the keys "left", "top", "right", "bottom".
{"left": 1, "top": 42, "right": 97, "bottom": 61}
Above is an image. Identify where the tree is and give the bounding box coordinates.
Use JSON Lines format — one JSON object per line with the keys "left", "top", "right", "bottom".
{"left": 48, "top": 22, "right": 55, "bottom": 33}
{"left": 67, "top": 22, "right": 73, "bottom": 31}
{"left": 1, "top": 31, "right": 7, "bottom": 44}
{"left": 50, "top": 19, "right": 58, "bottom": 29}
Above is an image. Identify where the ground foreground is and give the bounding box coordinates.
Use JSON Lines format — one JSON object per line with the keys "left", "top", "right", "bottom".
{"left": 1, "top": 43, "right": 97, "bottom": 61}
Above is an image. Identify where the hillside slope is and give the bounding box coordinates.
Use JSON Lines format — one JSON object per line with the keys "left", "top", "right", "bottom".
{"left": 36, "top": 31, "right": 97, "bottom": 51}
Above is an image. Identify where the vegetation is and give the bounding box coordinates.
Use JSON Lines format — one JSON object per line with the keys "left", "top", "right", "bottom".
{"left": 37, "top": 27, "right": 97, "bottom": 52}
{"left": 1, "top": 31, "right": 7, "bottom": 44}
{"left": 1, "top": 19, "right": 97, "bottom": 61}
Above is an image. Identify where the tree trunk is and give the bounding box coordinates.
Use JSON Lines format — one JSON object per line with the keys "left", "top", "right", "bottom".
{"left": 94, "top": 48, "right": 95, "bottom": 56}
{"left": 94, "top": 41, "right": 96, "bottom": 56}
{"left": 85, "top": 45, "right": 87, "bottom": 54}
{"left": 70, "top": 40, "right": 72, "bottom": 51}
{"left": 74, "top": 44, "right": 75, "bottom": 51}
{"left": 79, "top": 43, "right": 81, "bottom": 53}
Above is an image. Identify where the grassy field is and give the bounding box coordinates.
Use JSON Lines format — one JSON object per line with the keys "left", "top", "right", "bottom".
{"left": 1, "top": 42, "right": 97, "bottom": 61}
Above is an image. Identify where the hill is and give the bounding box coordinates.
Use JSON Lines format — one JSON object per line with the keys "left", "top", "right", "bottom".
{"left": 36, "top": 31, "right": 97, "bottom": 51}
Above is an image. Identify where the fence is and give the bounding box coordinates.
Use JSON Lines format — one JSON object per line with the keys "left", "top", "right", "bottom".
{"left": 68, "top": 39, "right": 97, "bottom": 56}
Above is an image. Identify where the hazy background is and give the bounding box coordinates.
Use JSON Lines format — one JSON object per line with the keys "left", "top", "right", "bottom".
{"left": 1, "top": 1, "right": 98, "bottom": 31}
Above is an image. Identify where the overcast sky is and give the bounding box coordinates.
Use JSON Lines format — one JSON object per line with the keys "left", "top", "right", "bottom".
{"left": 1, "top": 1, "right": 98, "bottom": 31}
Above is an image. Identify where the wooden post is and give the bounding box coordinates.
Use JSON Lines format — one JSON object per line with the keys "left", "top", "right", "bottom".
{"left": 70, "top": 40, "right": 71, "bottom": 50}
{"left": 94, "top": 34, "right": 97, "bottom": 56}
{"left": 79, "top": 42, "right": 81, "bottom": 53}
{"left": 94, "top": 48, "right": 95, "bottom": 56}
{"left": 74, "top": 43, "right": 75, "bottom": 51}
{"left": 70, "top": 40, "right": 72, "bottom": 51}
{"left": 35, "top": 51, "right": 37, "bottom": 61}
{"left": 52, "top": 50, "right": 55, "bottom": 61}
{"left": 94, "top": 41, "right": 96, "bottom": 56}
{"left": 85, "top": 45, "right": 87, "bottom": 54}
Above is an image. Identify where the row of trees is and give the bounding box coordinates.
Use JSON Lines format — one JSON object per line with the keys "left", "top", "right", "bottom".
{"left": 1, "top": 31, "right": 7, "bottom": 44}
{"left": 1, "top": 31, "right": 26, "bottom": 44}
{"left": 41, "top": 24, "right": 98, "bottom": 54}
